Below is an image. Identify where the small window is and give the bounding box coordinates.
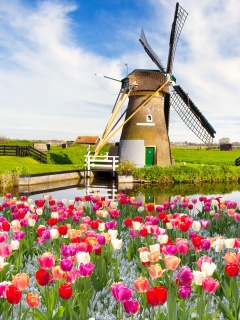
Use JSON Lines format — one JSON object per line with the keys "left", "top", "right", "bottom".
{"left": 146, "top": 114, "right": 152, "bottom": 122}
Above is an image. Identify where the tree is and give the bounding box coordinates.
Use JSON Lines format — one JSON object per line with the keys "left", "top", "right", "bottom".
{"left": 219, "top": 137, "right": 230, "bottom": 145}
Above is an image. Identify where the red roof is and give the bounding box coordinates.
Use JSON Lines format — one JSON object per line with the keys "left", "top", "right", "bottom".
{"left": 75, "top": 136, "right": 99, "bottom": 144}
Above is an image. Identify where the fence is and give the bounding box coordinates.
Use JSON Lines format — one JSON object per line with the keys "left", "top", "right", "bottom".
{"left": 0, "top": 145, "right": 47, "bottom": 163}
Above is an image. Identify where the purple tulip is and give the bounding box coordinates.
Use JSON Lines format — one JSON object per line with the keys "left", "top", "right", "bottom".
{"left": 123, "top": 300, "right": 140, "bottom": 315}
{"left": 72, "top": 215, "right": 80, "bottom": 223}
{"left": 200, "top": 219, "right": 210, "bottom": 228}
{"left": 60, "top": 243, "right": 77, "bottom": 257}
{"left": 96, "top": 234, "right": 106, "bottom": 245}
{"left": 105, "top": 221, "right": 117, "bottom": 230}
{"left": 151, "top": 217, "right": 159, "bottom": 225}
{"left": 176, "top": 266, "right": 194, "bottom": 286}
{"left": 20, "top": 219, "right": 28, "bottom": 227}
{"left": 41, "top": 230, "right": 50, "bottom": 240}
{"left": 60, "top": 258, "right": 73, "bottom": 272}
{"left": 13, "top": 231, "right": 25, "bottom": 240}
{"left": 201, "top": 239, "right": 211, "bottom": 250}
{"left": 178, "top": 286, "right": 192, "bottom": 299}
{"left": 164, "top": 245, "right": 177, "bottom": 255}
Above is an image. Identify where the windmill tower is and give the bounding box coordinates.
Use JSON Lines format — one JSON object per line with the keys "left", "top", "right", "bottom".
{"left": 94, "top": 2, "right": 216, "bottom": 167}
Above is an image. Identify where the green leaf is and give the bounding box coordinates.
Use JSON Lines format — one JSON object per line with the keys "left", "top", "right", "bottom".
{"left": 215, "top": 297, "right": 235, "bottom": 320}
{"left": 52, "top": 306, "right": 64, "bottom": 320}
{"left": 28, "top": 309, "right": 48, "bottom": 320}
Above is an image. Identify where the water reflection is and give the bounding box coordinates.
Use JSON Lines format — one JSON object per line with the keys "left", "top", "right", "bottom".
{"left": 3, "top": 177, "right": 240, "bottom": 205}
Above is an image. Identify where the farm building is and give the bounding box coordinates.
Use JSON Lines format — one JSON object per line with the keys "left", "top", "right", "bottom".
{"left": 220, "top": 143, "right": 232, "bottom": 151}
{"left": 75, "top": 136, "right": 99, "bottom": 145}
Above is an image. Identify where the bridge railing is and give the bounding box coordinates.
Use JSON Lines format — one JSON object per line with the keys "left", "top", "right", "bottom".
{"left": 84, "top": 153, "right": 119, "bottom": 175}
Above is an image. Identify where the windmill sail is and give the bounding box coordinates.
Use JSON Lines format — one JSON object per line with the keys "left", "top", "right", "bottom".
{"left": 166, "top": 3, "right": 188, "bottom": 74}
{"left": 171, "top": 85, "right": 216, "bottom": 145}
{"left": 139, "top": 29, "right": 166, "bottom": 73}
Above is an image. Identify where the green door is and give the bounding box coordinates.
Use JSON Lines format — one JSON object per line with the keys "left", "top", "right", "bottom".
{"left": 145, "top": 147, "right": 155, "bottom": 166}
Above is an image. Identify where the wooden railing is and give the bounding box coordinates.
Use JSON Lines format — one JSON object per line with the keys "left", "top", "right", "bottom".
{"left": 0, "top": 145, "right": 47, "bottom": 163}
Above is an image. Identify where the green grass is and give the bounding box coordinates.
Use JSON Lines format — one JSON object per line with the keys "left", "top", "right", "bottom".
{"left": 171, "top": 147, "right": 239, "bottom": 166}
{"left": 0, "top": 142, "right": 112, "bottom": 174}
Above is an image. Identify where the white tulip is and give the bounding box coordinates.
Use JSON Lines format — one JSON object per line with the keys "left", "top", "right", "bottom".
{"left": 51, "top": 211, "right": 59, "bottom": 219}
{"left": 98, "top": 223, "right": 105, "bottom": 232}
{"left": 192, "top": 271, "right": 206, "bottom": 285}
{"left": 192, "top": 221, "right": 201, "bottom": 232}
{"left": 76, "top": 251, "right": 90, "bottom": 265}
{"left": 132, "top": 221, "right": 141, "bottom": 231}
{"left": 36, "top": 208, "right": 43, "bottom": 216}
{"left": 158, "top": 234, "right": 168, "bottom": 244}
{"left": 139, "top": 251, "right": 150, "bottom": 262}
{"left": 224, "top": 238, "right": 235, "bottom": 249}
{"left": 10, "top": 240, "right": 20, "bottom": 250}
{"left": 50, "top": 229, "right": 59, "bottom": 239}
{"left": 201, "top": 262, "right": 217, "bottom": 277}
{"left": 108, "top": 229, "right": 118, "bottom": 240}
{"left": 111, "top": 239, "right": 123, "bottom": 250}
{"left": 149, "top": 244, "right": 160, "bottom": 253}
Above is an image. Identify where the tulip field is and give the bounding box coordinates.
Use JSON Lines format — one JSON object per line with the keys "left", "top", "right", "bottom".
{"left": 0, "top": 192, "right": 239, "bottom": 319}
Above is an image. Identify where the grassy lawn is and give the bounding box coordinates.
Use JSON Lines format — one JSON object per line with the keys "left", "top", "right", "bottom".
{"left": 171, "top": 147, "right": 239, "bottom": 166}
{"left": 0, "top": 142, "right": 239, "bottom": 175}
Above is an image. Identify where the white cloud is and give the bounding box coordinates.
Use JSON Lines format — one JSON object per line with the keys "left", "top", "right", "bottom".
{"left": 0, "top": 0, "right": 239, "bottom": 145}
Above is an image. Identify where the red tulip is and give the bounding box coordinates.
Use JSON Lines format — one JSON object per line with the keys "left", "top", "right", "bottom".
{"left": 225, "top": 263, "right": 239, "bottom": 277}
{"left": 146, "top": 286, "right": 168, "bottom": 306}
{"left": 133, "top": 216, "right": 143, "bottom": 223}
{"left": 124, "top": 218, "right": 132, "bottom": 227}
{"left": 35, "top": 269, "right": 50, "bottom": 286}
{"left": 6, "top": 284, "right": 22, "bottom": 304}
{"left": 90, "top": 221, "right": 99, "bottom": 230}
{"left": 158, "top": 212, "right": 166, "bottom": 220}
{"left": 2, "top": 221, "right": 10, "bottom": 232}
{"left": 47, "top": 218, "right": 58, "bottom": 227}
{"left": 179, "top": 222, "right": 190, "bottom": 232}
{"left": 59, "top": 283, "right": 73, "bottom": 299}
{"left": 58, "top": 225, "right": 68, "bottom": 236}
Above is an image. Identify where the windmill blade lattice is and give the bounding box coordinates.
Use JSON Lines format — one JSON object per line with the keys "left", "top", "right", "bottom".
{"left": 139, "top": 29, "right": 166, "bottom": 73}
{"left": 166, "top": 3, "right": 188, "bottom": 74}
{"left": 171, "top": 85, "right": 216, "bottom": 146}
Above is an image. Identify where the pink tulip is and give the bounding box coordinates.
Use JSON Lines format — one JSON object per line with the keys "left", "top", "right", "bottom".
{"left": 74, "top": 262, "right": 95, "bottom": 277}
{"left": 110, "top": 282, "right": 133, "bottom": 302}
{"left": 38, "top": 252, "right": 56, "bottom": 270}
{"left": 0, "top": 243, "right": 12, "bottom": 257}
{"left": 176, "top": 238, "right": 190, "bottom": 255}
{"left": 0, "top": 232, "right": 8, "bottom": 243}
{"left": 123, "top": 300, "right": 140, "bottom": 315}
{"left": 202, "top": 278, "right": 219, "bottom": 294}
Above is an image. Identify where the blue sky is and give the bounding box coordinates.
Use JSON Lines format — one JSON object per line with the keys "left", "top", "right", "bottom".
{"left": 0, "top": 0, "right": 239, "bottom": 144}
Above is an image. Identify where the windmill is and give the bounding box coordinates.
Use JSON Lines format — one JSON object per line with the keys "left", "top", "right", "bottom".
{"left": 94, "top": 2, "right": 216, "bottom": 167}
